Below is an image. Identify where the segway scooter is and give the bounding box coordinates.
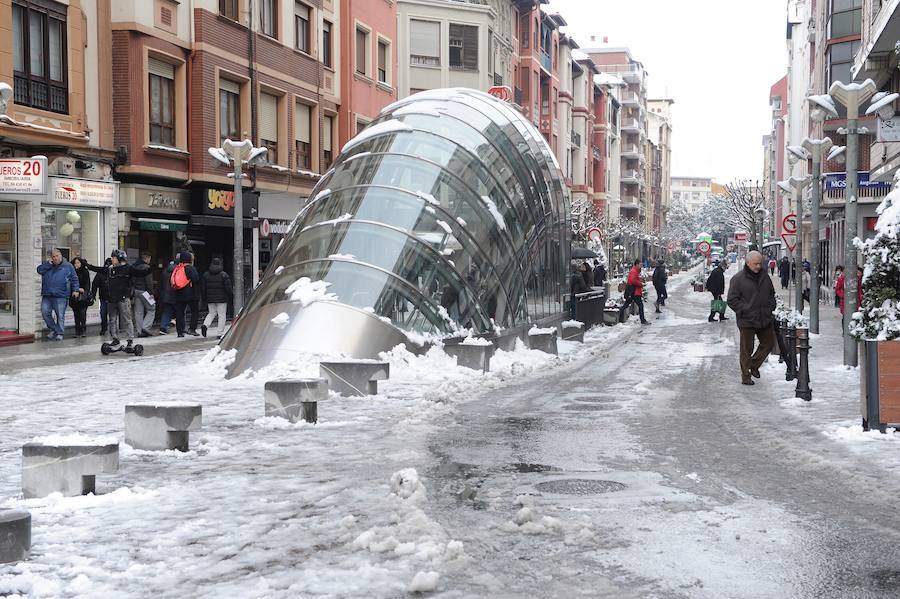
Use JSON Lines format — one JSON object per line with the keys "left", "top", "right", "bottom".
{"left": 100, "top": 340, "right": 144, "bottom": 356}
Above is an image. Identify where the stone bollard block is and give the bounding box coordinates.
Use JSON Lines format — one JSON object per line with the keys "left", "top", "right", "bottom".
{"left": 319, "top": 361, "right": 390, "bottom": 397}
{"left": 602, "top": 308, "right": 620, "bottom": 326}
{"left": 125, "top": 403, "right": 202, "bottom": 451}
{"left": 265, "top": 378, "right": 327, "bottom": 423}
{"left": 527, "top": 327, "right": 558, "bottom": 355}
{"left": 561, "top": 321, "right": 585, "bottom": 343}
{"left": 0, "top": 510, "right": 31, "bottom": 564}
{"left": 22, "top": 438, "right": 119, "bottom": 498}
{"left": 445, "top": 340, "right": 494, "bottom": 373}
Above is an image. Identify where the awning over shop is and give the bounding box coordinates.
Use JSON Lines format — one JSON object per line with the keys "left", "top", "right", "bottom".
{"left": 137, "top": 218, "right": 188, "bottom": 232}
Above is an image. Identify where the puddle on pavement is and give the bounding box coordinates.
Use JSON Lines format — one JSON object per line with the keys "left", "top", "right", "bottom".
{"left": 535, "top": 479, "right": 627, "bottom": 495}
{"left": 504, "top": 462, "right": 562, "bottom": 473}
{"left": 561, "top": 404, "right": 619, "bottom": 411}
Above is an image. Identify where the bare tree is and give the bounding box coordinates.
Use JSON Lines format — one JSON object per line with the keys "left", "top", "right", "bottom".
{"left": 720, "top": 180, "right": 766, "bottom": 247}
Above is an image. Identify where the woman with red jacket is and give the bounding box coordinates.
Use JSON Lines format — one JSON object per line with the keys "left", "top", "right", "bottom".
{"left": 835, "top": 265, "right": 863, "bottom": 315}
{"left": 618, "top": 259, "right": 651, "bottom": 325}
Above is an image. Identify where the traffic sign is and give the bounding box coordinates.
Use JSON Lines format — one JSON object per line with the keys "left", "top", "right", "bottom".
{"left": 782, "top": 213, "right": 797, "bottom": 234}
{"left": 587, "top": 227, "right": 602, "bottom": 242}
{"left": 781, "top": 233, "right": 797, "bottom": 252}
{"left": 698, "top": 241, "right": 711, "bottom": 256}
{"left": 667, "top": 241, "right": 676, "bottom": 252}
{"left": 734, "top": 231, "right": 748, "bottom": 242}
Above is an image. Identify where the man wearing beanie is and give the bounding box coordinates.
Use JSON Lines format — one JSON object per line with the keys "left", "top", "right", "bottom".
{"left": 174, "top": 251, "right": 201, "bottom": 337}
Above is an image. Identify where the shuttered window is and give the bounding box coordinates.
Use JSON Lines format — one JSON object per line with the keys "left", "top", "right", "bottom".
{"left": 449, "top": 23, "right": 478, "bottom": 71}
{"left": 323, "top": 115, "right": 334, "bottom": 170}
{"left": 377, "top": 40, "right": 388, "bottom": 84}
{"left": 149, "top": 58, "right": 176, "bottom": 146}
{"left": 219, "top": 78, "right": 240, "bottom": 144}
{"left": 295, "top": 101, "right": 311, "bottom": 170}
{"left": 356, "top": 27, "right": 368, "bottom": 76}
{"left": 260, "top": 92, "right": 279, "bottom": 162}
{"left": 410, "top": 20, "right": 439, "bottom": 66}
{"left": 295, "top": 2, "right": 310, "bottom": 53}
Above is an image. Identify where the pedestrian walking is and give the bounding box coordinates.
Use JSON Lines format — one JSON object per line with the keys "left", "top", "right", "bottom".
{"left": 157, "top": 258, "right": 177, "bottom": 335}
{"left": 583, "top": 260, "right": 595, "bottom": 288}
{"left": 832, "top": 265, "right": 844, "bottom": 308}
{"left": 201, "top": 257, "right": 232, "bottom": 339}
{"left": 106, "top": 249, "right": 147, "bottom": 348}
{"left": 726, "top": 251, "right": 776, "bottom": 386}
{"left": 172, "top": 251, "right": 201, "bottom": 337}
{"left": 36, "top": 248, "right": 82, "bottom": 340}
{"left": 652, "top": 260, "right": 668, "bottom": 313}
{"left": 69, "top": 257, "right": 92, "bottom": 337}
{"left": 705, "top": 260, "right": 729, "bottom": 322}
{"left": 619, "top": 259, "right": 650, "bottom": 325}
{"left": 593, "top": 260, "right": 606, "bottom": 287}
{"left": 778, "top": 256, "right": 790, "bottom": 289}
{"left": 88, "top": 258, "right": 112, "bottom": 335}
{"left": 569, "top": 262, "right": 589, "bottom": 319}
{"left": 835, "top": 265, "right": 863, "bottom": 316}
{"left": 768, "top": 258, "right": 777, "bottom": 276}
{"left": 131, "top": 251, "right": 156, "bottom": 337}
{"left": 801, "top": 264, "right": 811, "bottom": 304}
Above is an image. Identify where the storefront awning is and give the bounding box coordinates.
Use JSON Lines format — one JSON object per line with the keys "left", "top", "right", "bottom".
{"left": 137, "top": 218, "right": 188, "bottom": 232}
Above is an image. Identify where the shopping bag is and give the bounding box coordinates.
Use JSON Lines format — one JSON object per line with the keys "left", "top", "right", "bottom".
{"left": 711, "top": 298, "right": 727, "bottom": 313}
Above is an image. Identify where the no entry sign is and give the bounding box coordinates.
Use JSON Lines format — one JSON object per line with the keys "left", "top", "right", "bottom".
{"left": 698, "top": 241, "right": 711, "bottom": 256}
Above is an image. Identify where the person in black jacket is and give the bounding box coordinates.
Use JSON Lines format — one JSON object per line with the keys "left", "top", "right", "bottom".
{"left": 200, "top": 257, "right": 232, "bottom": 338}
{"left": 570, "top": 263, "right": 589, "bottom": 318}
{"left": 778, "top": 256, "right": 791, "bottom": 289}
{"left": 88, "top": 258, "right": 112, "bottom": 335}
{"left": 652, "top": 260, "right": 668, "bottom": 313}
{"left": 705, "top": 260, "right": 728, "bottom": 322}
{"left": 593, "top": 260, "right": 606, "bottom": 288}
{"left": 105, "top": 249, "right": 149, "bottom": 347}
{"left": 157, "top": 259, "right": 177, "bottom": 335}
{"left": 69, "top": 257, "right": 92, "bottom": 337}
{"left": 727, "top": 251, "right": 777, "bottom": 386}
{"left": 174, "top": 251, "right": 201, "bottom": 337}
{"left": 131, "top": 252, "right": 156, "bottom": 338}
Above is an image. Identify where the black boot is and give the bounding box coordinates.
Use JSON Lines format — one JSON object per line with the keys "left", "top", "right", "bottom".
{"left": 708, "top": 312, "right": 716, "bottom": 322}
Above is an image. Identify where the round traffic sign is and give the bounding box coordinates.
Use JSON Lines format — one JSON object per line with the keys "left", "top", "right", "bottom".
{"left": 698, "top": 241, "right": 711, "bottom": 256}
{"left": 782, "top": 213, "right": 797, "bottom": 234}
{"left": 667, "top": 241, "right": 676, "bottom": 252}
{"left": 587, "top": 227, "right": 602, "bottom": 242}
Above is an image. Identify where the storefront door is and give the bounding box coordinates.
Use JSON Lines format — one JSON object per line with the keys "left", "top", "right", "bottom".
{"left": 0, "top": 202, "right": 17, "bottom": 332}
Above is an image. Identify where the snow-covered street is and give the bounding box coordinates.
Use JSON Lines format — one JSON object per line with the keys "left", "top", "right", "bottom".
{"left": 2, "top": 269, "right": 900, "bottom": 598}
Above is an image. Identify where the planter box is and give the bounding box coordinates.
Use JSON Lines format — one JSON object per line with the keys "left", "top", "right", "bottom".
{"left": 861, "top": 340, "right": 900, "bottom": 432}
{"left": 693, "top": 283, "right": 705, "bottom": 292}
{"left": 602, "top": 308, "right": 620, "bottom": 326}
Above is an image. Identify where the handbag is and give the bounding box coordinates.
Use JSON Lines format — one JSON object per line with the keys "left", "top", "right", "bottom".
{"left": 711, "top": 298, "right": 727, "bottom": 313}
{"left": 624, "top": 284, "right": 636, "bottom": 299}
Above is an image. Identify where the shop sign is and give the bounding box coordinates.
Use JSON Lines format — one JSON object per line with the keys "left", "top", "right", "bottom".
{"left": 49, "top": 177, "right": 116, "bottom": 207}
{"left": 202, "top": 188, "right": 258, "bottom": 217}
{"left": 120, "top": 185, "right": 190, "bottom": 213}
{"left": 824, "top": 171, "right": 891, "bottom": 190}
{"left": 258, "top": 219, "right": 292, "bottom": 238}
{"left": 0, "top": 157, "right": 47, "bottom": 195}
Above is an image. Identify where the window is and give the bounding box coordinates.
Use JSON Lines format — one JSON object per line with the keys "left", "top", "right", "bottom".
{"left": 377, "top": 40, "right": 389, "bottom": 84}
{"left": 260, "top": 92, "right": 279, "bottom": 163}
{"left": 149, "top": 58, "right": 175, "bottom": 147}
{"left": 295, "top": 101, "right": 311, "bottom": 170}
{"left": 295, "top": 2, "right": 310, "bottom": 54}
{"left": 219, "top": 0, "right": 238, "bottom": 20}
{"left": 356, "top": 27, "right": 369, "bottom": 76}
{"left": 323, "top": 115, "right": 334, "bottom": 170}
{"left": 219, "top": 78, "right": 241, "bottom": 144}
{"left": 410, "top": 20, "right": 440, "bottom": 66}
{"left": 828, "top": 39, "right": 861, "bottom": 89}
{"left": 828, "top": 0, "right": 861, "bottom": 38}
{"left": 449, "top": 23, "right": 478, "bottom": 71}
{"left": 260, "top": 0, "right": 276, "bottom": 38}
{"left": 12, "top": 0, "right": 68, "bottom": 114}
{"left": 322, "top": 20, "right": 333, "bottom": 68}
{"left": 41, "top": 207, "right": 101, "bottom": 268}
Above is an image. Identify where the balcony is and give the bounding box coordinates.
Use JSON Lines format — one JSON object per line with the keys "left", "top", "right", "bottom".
{"left": 621, "top": 193, "right": 640, "bottom": 207}
{"left": 621, "top": 169, "right": 642, "bottom": 183}
{"left": 621, "top": 91, "right": 640, "bottom": 106}
{"left": 540, "top": 50, "right": 552, "bottom": 73}
{"left": 597, "top": 63, "right": 642, "bottom": 84}
{"left": 621, "top": 143, "right": 642, "bottom": 158}
{"left": 621, "top": 118, "right": 640, "bottom": 133}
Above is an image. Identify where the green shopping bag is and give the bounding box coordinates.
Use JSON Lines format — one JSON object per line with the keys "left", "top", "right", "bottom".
{"left": 711, "top": 298, "right": 727, "bottom": 314}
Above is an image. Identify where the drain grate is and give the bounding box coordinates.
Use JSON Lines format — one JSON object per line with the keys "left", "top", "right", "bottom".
{"left": 535, "top": 479, "right": 626, "bottom": 495}
{"left": 562, "top": 404, "right": 619, "bottom": 411}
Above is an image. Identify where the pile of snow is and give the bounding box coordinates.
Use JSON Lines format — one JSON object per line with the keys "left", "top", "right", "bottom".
{"left": 480, "top": 196, "right": 507, "bottom": 231}
{"left": 284, "top": 277, "right": 338, "bottom": 307}
{"left": 460, "top": 336, "right": 493, "bottom": 346}
{"left": 29, "top": 433, "right": 117, "bottom": 446}
{"left": 528, "top": 326, "right": 557, "bottom": 336}
{"left": 561, "top": 320, "right": 584, "bottom": 328}
{"left": 270, "top": 312, "right": 290, "bottom": 328}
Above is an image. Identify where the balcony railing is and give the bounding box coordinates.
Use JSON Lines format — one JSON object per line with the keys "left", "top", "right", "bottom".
{"left": 621, "top": 118, "right": 640, "bottom": 132}
{"left": 621, "top": 143, "right": 641, "bottom": 157}
{"left": 621, "top": 169, "right": 641, "bottom": 182}
{"left": 540, "top": 50, "right": 552, "bottom": 73}
{"left": 621, "top": 91, "right": 640, "bottom": 105}
{"left": 622, "top": 194, "right": 640, "bottom": 206}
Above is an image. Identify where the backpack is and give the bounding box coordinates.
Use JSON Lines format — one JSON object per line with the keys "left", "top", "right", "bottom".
{"left": 171, "top": 263, "right": 191, "bottom": 291}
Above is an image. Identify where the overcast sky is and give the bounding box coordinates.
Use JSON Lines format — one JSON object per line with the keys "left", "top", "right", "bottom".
{"left": 549, "top": 0, "right": 787, "bottom": 184}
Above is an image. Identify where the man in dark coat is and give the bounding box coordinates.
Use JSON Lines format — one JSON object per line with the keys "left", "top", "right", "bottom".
{"left": 131, "top": 251, "right": 156, "bottom": 337}
{"left": 200, "top": 257, "right": 232, "bottom": 338}
{"left": 593, "top": 260, "right": 606, "bottom": 288}
{"left": 105, "top": 249, "right": 149, "bottom": 347}
{"left": 570, "top": 263, "right": 589, "bottom": 318}
{"left": 157, "top": 259, "right": 177, "bottom": 335}
{"left": 174, "top": 251, "right": 201, "bottom": 337}
{"left": 652, "top": 260, "right": 668, "bottom": 313}
{"left": 727, "top": 251, "right": 777, "bottom": 386}
{"left": 88, "top": 258, "right": 112, "bottom": 335}
{"left": 705, "top": 260, "right": 729, "bottom": 322}
{"left": 778, "top": 256, "right": 791, "bottom": 289}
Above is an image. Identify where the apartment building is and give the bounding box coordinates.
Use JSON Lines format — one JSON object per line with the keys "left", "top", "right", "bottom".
{"left": 594, "top": 72, "right": 622, "bottom": 224}
{"left": 671, "top": 176, "right": 715, "bottom": 213}
{"left": 0, "top": 0, "right": 118, "bottom": 342}
{"left": 647, "top": 98, "right": 672, "bottom": 231}
{"left": 584, "top": 46, "right": 649, "bottom": 224}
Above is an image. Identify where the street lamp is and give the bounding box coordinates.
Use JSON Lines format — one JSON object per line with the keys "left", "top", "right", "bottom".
{"left": 800, "top": 135, "right": 833, "bottom": 334}
{"left": 778, "top": 176, "right": 812, "bottom": 310}
{"left": 208, "top": 139, "right": 268, "bottom": 315}
{"left": 820, "top": 79, "right": 877, "bottom": 366}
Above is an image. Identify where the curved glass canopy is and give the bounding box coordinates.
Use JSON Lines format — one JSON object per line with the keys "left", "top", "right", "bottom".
{"left": 222, "top": 88, "right": 571, "bottom": 374}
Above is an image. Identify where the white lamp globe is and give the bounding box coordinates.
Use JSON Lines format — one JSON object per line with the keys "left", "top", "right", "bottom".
{"left": 60, "top": 223, "right": 74, "bottom": 237}
{"left": 66, "top": 210, "right": 81, "bottom": 224}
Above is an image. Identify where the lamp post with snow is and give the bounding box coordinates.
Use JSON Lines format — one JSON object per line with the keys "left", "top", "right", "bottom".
{"left": 208, "top": 139, "right": 268, "bottom": 314}
{"left": 778, "top": 175, "right": 811, "bottom": 311}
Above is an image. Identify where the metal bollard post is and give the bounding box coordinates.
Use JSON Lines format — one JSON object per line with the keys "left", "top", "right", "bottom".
{"left": 774, "top": 318, "right": 787, "bottom": 364}
{"left": 784, "top": 324, "right": 797, "bottom": 381}
{"left": 794, "top": 326, "right": 812, "bottom": 401}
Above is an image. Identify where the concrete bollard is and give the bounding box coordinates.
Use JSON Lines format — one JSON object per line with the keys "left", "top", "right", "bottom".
{"left": 445, "top": 340, "right": 494, "bottom": 373}
{"left": 319, "top": 361, "right": 390, "bottom": 397}
{"left": 22, "top": 439, "right": 119, "bottom": 498}
{"left": 527, "top": 327, "right": 558, "bottom": 355}
{"left": 561, "top": 321, "right": 585, "bottom": 343}
{"left": 264, "top": 378, "right": 328, "bottom": 423}
{"left": 0, "top": 510, "right": 31, "bottom": 564}
{"left": 125, "top": 403, "right": 202, "bottom": 451}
